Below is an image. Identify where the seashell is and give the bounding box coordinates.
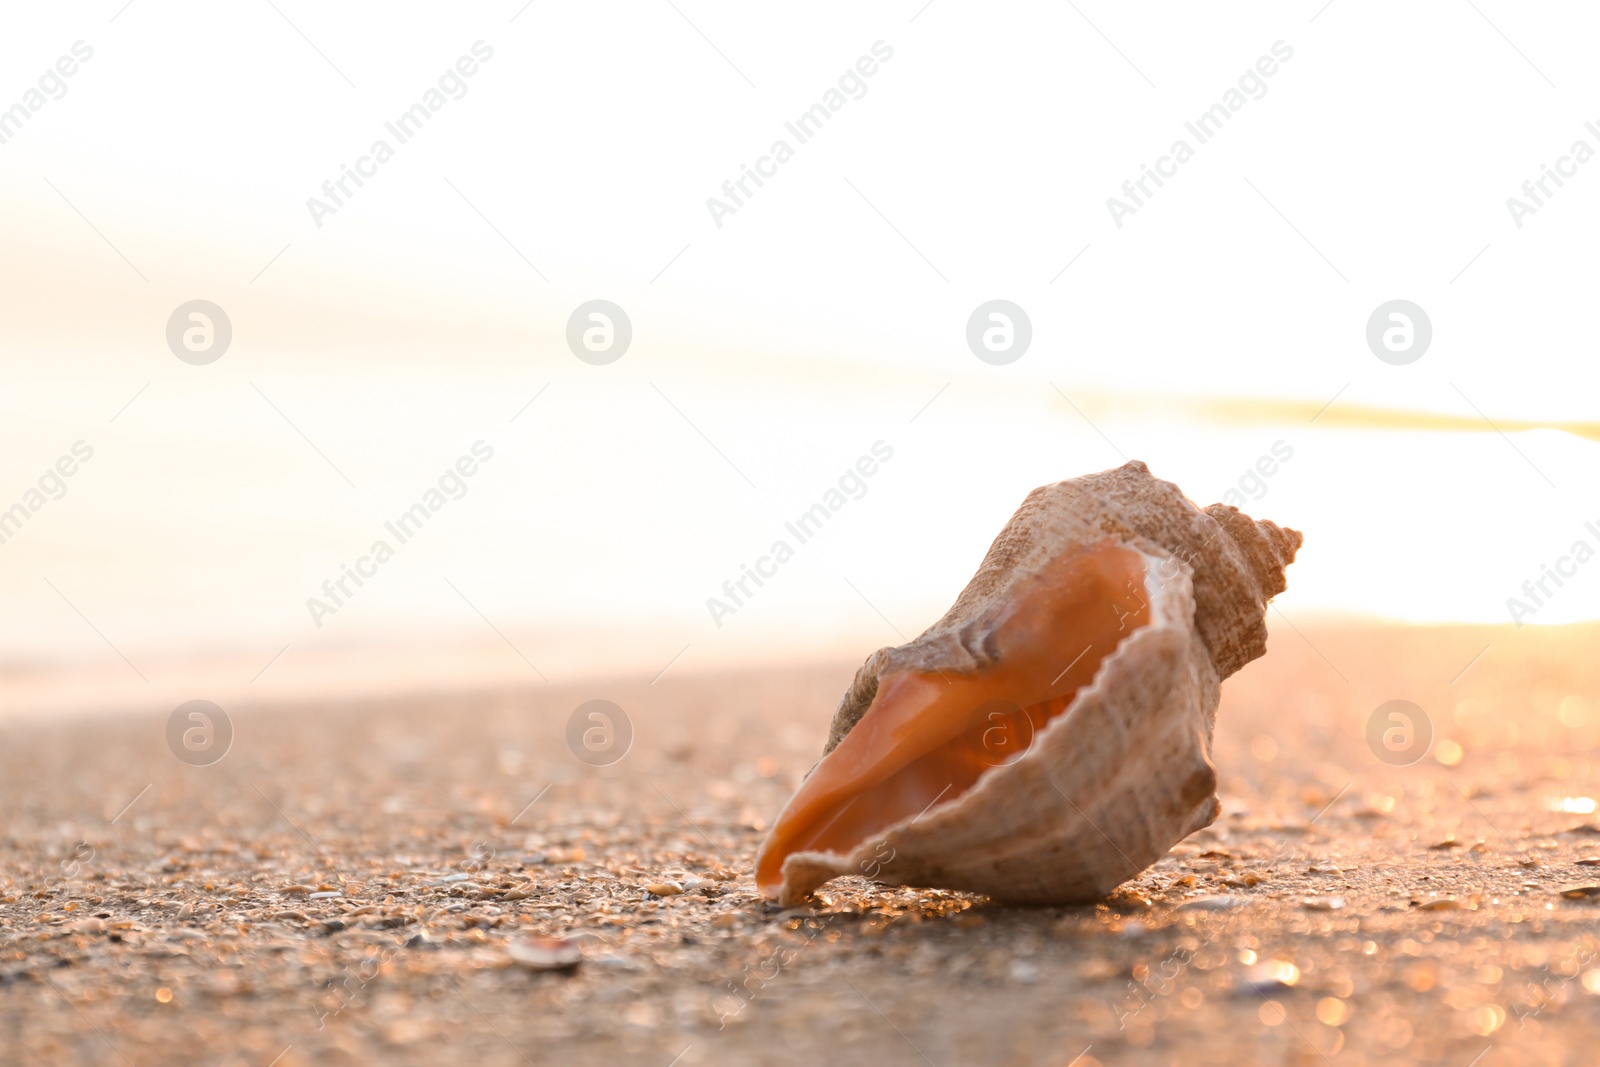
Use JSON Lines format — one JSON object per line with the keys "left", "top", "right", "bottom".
{"left": 755, "top": 460, "right": 1301, "bottom": 906}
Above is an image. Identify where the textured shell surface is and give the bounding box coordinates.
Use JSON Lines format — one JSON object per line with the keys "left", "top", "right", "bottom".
{"left": 756, "top": 460, "right": 1302, "bottom": 906}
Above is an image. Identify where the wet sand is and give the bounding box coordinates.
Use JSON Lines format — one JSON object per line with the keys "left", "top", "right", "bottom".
{"left": 5, "top": 621, "right": 1600, "bottom": 1066}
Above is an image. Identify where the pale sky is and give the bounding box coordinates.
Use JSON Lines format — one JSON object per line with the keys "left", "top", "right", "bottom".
{"left": 2, "top": 1, "right": 1598, "bottom": 714}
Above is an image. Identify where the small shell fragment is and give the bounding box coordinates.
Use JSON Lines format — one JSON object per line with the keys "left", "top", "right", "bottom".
{"left": 644, "top": 881, "right": 684, "bottom": 897}
{"left": 1178, "top": 895, "right": 1246, "bottom": 912}
{"left": 508, "top": 936, "right": 582, "bottom": 972}
{"left": 1416, "top": 897, "right": 1462, "bottom": 910}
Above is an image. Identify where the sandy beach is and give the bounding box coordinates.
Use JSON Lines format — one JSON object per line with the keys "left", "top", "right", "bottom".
{"left": 4, "top": 620, "right": 1600, "bottom": 1066}
{"left": 7, "top": 3, "right": 1599, "bottom": 1064}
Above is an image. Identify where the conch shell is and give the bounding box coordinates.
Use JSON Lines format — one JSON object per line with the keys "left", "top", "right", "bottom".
{"left": 755, "top": 460, "right": 1301, "bottom": 906}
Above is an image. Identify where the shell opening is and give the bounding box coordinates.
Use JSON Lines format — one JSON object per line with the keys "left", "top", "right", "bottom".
{"left": 755, "top": 541, "right": 1154, "bottom": 899}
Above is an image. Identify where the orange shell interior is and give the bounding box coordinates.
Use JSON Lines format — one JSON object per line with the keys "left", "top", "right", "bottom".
{"left": 756, "top": 541, "right": 1152, "bottom": 898}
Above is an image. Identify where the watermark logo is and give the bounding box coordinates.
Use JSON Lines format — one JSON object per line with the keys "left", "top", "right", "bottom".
{"left": 1218, "top": 440, "right": 1293, "bottom": 508}
{"left": 0, "top": 41, "right": 94, "bottom": 148}
{"left": 1505, "top": 120, "right": 1600, "bottom": 229}
{"left": 0, "top": 440, "right": 94, "bottom": 548}
{"left": 566, "top": 699, "right": 633, "bottom": 767}
{"left": 707, "top": 441, "right": 894, "bottom": 627}
{"left": 715, "top": 841, "right": 898, "bottom": 1029}
{"left": 966, "top": 300, "right": 1031, "bottom": 365}
{"left": 166, "top": 300, "right": 232, "bottom": 365}
{"left": 1366, "top": 699, "right": 1431, "bottom": 766}
{"left": 566, "top": 300, "right": 632, "bottom": 365}
{"left": 705, "top": 41, "right": 895, "bottom": 230}
{"left": 966, "top": 700, "right": 1034, "bottom": 767}
{"left": 1365, "top": 300, "right": 1430, "bottom": 365}
{"left": 311, "top": 940, "right": 403, "bottom": 1030}
{"left": 306, "top": 441, "right": 495, "bottom": 628}
{"left": 305, "top": 42, "right": 495, "bottom": 229}
{"left": 1105, "top": 40, "right": 1294, "bottom": 228}
{"left": 166, "top": 699, "right": 234, "bottom": 766}
{"left": 1506, "top": 519, "right": 1600, "bottom": 627}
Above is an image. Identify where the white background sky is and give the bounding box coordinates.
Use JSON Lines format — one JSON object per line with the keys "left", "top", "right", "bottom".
{"left": 1, "top": 1, "right": 1597, "bottom": 714}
